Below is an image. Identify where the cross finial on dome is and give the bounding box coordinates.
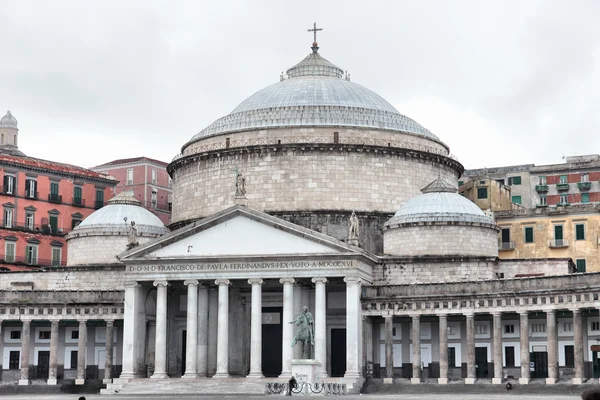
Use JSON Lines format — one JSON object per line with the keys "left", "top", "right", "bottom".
{"left": 308, "top": 22, "right": 323, "bottom": 53}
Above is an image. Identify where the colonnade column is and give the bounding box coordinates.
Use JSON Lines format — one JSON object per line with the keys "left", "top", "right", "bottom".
{"left": 183, "top": 280, "right": 199, "bottom": 378}
{"left": 104, "top": 320, "right": 114, "bottom": 384}
{"left": 197, "top": 284, "right": 209, "bottom": 376}
{"left": 280, "top": 278, "right": 295, "bottom": 378}
{"left": 18, "top": 320, "right": 31, "bottom": 385}
{"left": 76, "top": 320, "right": 87, "bottom": 385}
{"left": 293, "top": 284, "right": 303, "bottom": 360}
{"left": 344, "top": 277, "right": 361, "bottom": 380}
{"left": 247, "top": 278, "right": 264, "bottom": 378}
{"left": 312, "top": 277, "right": 327, "bottom": 376}
{"left": 120, "top": 281, "right": 141, "bottom": 379}
{"left": 438, "top": 314, "right": 448, "bottom": 384}
{"left": 465, "top": 313, "right": 476, "bottom": 384}
{"left": 383, "top": 315, "right": 394, "bottom": 383}
{"left": 546, "top": 309, "right": 558, "bottom": 384}
{"left": 151, "top": 280, "right": 169, "bottom": 379}
{"left": 519, "top": 311, "right": 530, "bottom": 384}
{"left": 492, "top": 312, "right": 503, "bottom": 384}
{"left": 48, "top": 320, "right": 59, "bottom": 385}
{"left": 411, "top": 314, "right": 421, "bottom": 384}
{"left": 214, "top": 279, "right": 231, "bottom": 378}
{"left": 573, "top": 309, "right": 584, "bottom": 384}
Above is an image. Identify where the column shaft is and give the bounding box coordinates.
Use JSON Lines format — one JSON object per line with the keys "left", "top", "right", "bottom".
{"left": 214, "top": 279, "right": 231, "bottom": 378}
{"left": 280, "top": 278, "right": 295, "bottom": 377}
{"left": 438, "top": 315, "right": 448, "bottom": 384}
{"left": 384, "top": 316, "right": 394, "bottom": 382}
{"left": 573, "top": 309, "right": 584, "bottom": 383}
{"left": 344, "top": 277, "right": 361, "bottom": 380}
{"left": 247, "top": 279, "right": 264, "bottom": 378}
{"left": 151, "top": 280, "right": 168, "bottom": 379}
{"left": 293, "top": 284, "right": 303, "bottom": 360}
{"left": 465, "top": 314, "right": 476, "bottom": 383}
{"left": 492, "top": 313, "right": 503, "bottom": 384}
{"left": 76, "top": 320, "right": 87, "bottom": 384}
{"left": 546, "top": 310, "right": 558, "bottom": 384}
{"left": 19, "top": 320, "right": 31, "bottom": 385}
{"left": 104, "top": 321, "right": 114, "bottom": 382}
{"left": 519, "top": 312, "right": 530, "bottom": 384}
{"left": 183, "top": 280, "right": 199, "bottom": 378}
{"left": 48, "top": 320, "right": 59, "bottom": 384}
{"left": 197, "top": 285, "right": 209, "bottom": 376}
{"left": 411, "top": 315, "right": 421, "bottom": 383}
{"left": 120, "top": 282, "right": 140, "bottom": 379}
{"left": 312, "top": 277, "right": 327, "bottom": 375}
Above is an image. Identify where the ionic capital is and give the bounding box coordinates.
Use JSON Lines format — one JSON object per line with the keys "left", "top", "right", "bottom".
{"left": 312, "top": 277, "right": 328, "bottom": 284}
{"left": 124, "top": 281, "right": 141, "bottom": 288}
{"left": 183, "top": 280, "right": 199, "bottom": 287}
{"left": 215, "top": 279, "right": 231, "bottom": 286}
{"left": 248, "top": 278, "right": 264, "bottom": 285}
{"left": 279, "top": 278, "right": 295, "bottom": 285}
{"left": 343, "top": 276, "right": 361, "bottom": 285}
{"left": 153, "top": 280, "right": 169, "bottom": 287}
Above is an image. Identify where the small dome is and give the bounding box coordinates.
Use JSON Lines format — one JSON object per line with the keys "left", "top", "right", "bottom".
{"left": 0, "top": 111, "right": 18, "bottom": 129}
{"left": 386, "top": 178, "right": 494, "bottom": 226}
{"left": 73, "top": 192, "right": 168, "bottom": 236}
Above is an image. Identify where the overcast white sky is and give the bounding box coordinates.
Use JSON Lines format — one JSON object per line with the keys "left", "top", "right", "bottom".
{"left": 1, "top": 0, "right": 599, "bottom": 170}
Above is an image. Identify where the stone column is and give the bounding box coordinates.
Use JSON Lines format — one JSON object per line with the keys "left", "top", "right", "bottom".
{"left": 151, "top": 280, "right": 169, "bottom": 379}
{"left": 183, "top": 280, "right": 199, "bottom": 378}
{"left": 573, "top": 309, "right": 584, "bottom": 384}
{"left": 438, "top": 314, "right": 448, "bottom": 384}
{"left": 519, "top": 311, "right": 530, "bottom": 384}
{"left": 247, "top": 278, "right": 264, "bottom": 378}
{"left": 120, "top": 281, "right": 141, "bottom": 379}
{"left": 492, "top": 312, "right": 503, "bottom": 384}
{"left": 344, "top": 277, "right": 361, "bottom": 380}
{"left": 197, "top": 284, "right": 209, "bottom": 376}
{"left": 280, "top": 278, "right": 295, "bottom": 377}
{"left": 312, "top": 277, "right": 327, "bottom": 375}
{"left": 76, "top": 320, "right": 87, "bottom": 385}
{"left": 384, "top": 315, "right": 394, "bottom": 384}
{"left": 214, "top": 279, "right": 231, "bottom": 378}
{"left": 546, "top": 309, "right": 558, "bottom": 384}
{"left": 364, "top": 316, "right": 373, "bottom": 379}
{"left": 411, "top": 314, "right": 421, "bottom": 384}
{"left": 47, "top": 320, "right": 59, "bottom": 385}
{"left": 293, "top": 284, "right": 303, "bottom": 360}
{"left": 104, "top": 320, "right": 114, "bottom": 384}
{"left": 465, "top": 313, "right": 476, "bottom": 384}
{"left": 18, "top": 320, "right": 31, "bottom": 385}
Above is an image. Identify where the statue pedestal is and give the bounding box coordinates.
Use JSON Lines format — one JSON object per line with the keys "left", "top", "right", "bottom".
{"left": 291, "top": 359, "right": 323, "bottom": 395}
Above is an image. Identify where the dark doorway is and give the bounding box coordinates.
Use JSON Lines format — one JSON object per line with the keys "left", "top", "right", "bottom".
{"left": 331, "top": 329, "right": 346, "bottom": 377}
{"left": 181, "top": 330, "right": 187, "bottom": 376}
{"left": 262, "top": 307, "right": 282, "bottom": 377}
{"left": 37, "top": 351, "right": 50, "bottom": 380}
{"left": 475, "top": 347, "right": 488, "bottom": 378}
{"left": 593, "top": 351, "right": 600, "bottom": 378}
{"left": 530, "top": 351, "right": 548, "bottom": 378}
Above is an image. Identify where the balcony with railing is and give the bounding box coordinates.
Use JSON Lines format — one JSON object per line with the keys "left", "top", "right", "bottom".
{"left": 143, "top": 201, "right": 172, "bottom": 213}
{"left": 556, "top": 183, "right": 570, "bottom": 192}
{"left": 535, "top": 184, "right": 549, "bottom": 192}
{"left": 48, "top": 193, "right": 62, "bottom": 204}
{"left": 548, "top": 239, "right": 569, "bottom": 248}
{"left": 72, "top": 197, "right": 85, "bottom": 207}
{"left": 498, "top": 241, "right": 516, "bottom": 251}
{"left": 577, "top": 182, "right": 592, "bottom": 191}
{"left": 1, "top": 220, "right": 70, "bottom": 236}
{"left": 24, "top": 191, "right": 39, "bottom": 200}
{"left": 2, "top": 255, "right": 64, "bottom": 267}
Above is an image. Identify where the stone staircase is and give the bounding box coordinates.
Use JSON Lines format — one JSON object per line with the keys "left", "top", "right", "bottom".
{"left": 101, "top": 377, "right": 285, "bottom": 395}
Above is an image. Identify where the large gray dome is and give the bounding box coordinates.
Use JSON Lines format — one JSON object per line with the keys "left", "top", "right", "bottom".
{"left": 188, "top": 49, "right": 440, "bottom": 143}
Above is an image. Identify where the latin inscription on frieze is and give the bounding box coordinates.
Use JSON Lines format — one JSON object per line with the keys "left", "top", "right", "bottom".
{"left": 126, "top": 260, "right": 354, "bottom": 273}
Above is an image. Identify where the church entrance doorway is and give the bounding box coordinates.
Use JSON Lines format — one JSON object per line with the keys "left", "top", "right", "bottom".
{"left": 530, "top": 349, "right": 548, "bottom": 378}
{"left": 36, "top": 351, "right": 50, "bottom": 380}
{"left": 593, "top": 350, "right": 600, "bottom": 378}
{"left": 262, "top": 307, "right": 282, "bottom": 377}
{"left": 330, "top": 328, "right": 346, "bottom": 377}
{"left": 181, "top": 330, "right": 186, "bottom": 376}
{"left": 475, "top": 347, "right": 488, "bottom": 378}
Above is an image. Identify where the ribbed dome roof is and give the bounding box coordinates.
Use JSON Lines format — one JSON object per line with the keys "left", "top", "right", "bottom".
{"left": 0, "top": 111, "right": 18, "bottom": 129}
{"left": 73, "top": 192, "right": 168, "bottom": 236}
{"left": 386, "top": 178, "right": 495, "bottom": 226}
{"left": 187, "top": 47, "right": 440, "bottom": 144}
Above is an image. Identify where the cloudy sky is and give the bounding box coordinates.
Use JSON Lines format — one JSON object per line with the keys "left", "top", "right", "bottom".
{"left": 1, "top": 0, "right": 599, "bottom": 170}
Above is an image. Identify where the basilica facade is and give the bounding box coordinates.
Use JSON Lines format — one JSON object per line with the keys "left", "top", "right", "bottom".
{"left": 1, "top": 35, "right": 598, "bottom": 395}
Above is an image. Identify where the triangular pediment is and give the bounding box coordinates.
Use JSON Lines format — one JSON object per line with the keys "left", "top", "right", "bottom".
{"left": 121, "top": 205, "right": 361, "bottom": 260}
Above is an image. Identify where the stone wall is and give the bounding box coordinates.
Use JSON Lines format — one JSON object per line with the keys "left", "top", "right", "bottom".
{"left": 0, "top": 266, "right": 125, "bottom": 291}
{"left": 383, "top": 224, "right": 499, "bottom": 257}
{"left": 498, "top": 258, "right": 574, "bottom": 278}
{"left": 373, "top": 257, "right": 498, "bottom": 284}
{"left": 67, "top": 235, "right": 153, "bottom": 266}
{"left": 171, "top": 146, "right": 459, "bottom": 224}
